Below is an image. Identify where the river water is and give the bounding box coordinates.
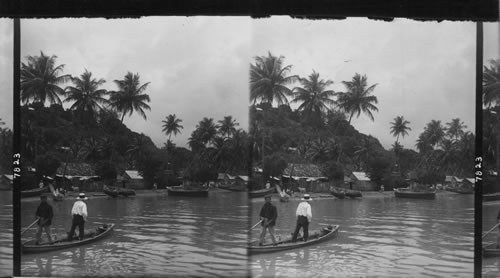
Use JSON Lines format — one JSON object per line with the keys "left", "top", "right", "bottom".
{"left": 250, "top": 191, "right": 474, "bottom": 277}
{"left": 20, "top": 190, "right": 249, "bottom": 277}
{"left": 482, "top": 200, "right": 500, "bottom": 277}
{"left": 0, "top": 191, "right": 12, "bottom": 277}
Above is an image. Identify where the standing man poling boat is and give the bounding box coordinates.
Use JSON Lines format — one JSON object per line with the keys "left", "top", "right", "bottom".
{"left": 259, "top": 195, "right": 278, "bottom": 246}
{"left": 68, "top": 193, "right": 88, "bottom": 241}
{"left": 35, "top": 194, "right": 53, "bottom": 245}
{"left": 292, "top": 194, "right": 312, "bottom": 242}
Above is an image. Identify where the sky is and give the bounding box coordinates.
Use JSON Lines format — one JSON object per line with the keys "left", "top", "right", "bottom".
{"left": 19, "top": 17, "right": 252, "bottom": 149}
{"left": 252, "top": 17, "right": 498, "bottom": 150}
{"left": 0, "top": 17, "right": 498, "bottom": 150}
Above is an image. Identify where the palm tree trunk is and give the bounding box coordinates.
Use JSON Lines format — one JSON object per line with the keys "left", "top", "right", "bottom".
{"left": 121, "top": 112, "right": 125, "bottom": 123}
{"left": 348, "top": 112, "right": 354, "bottom": 124}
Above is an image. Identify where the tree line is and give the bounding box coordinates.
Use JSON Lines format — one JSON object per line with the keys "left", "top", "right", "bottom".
{"left": 18, "top": 51, "right": 250, "bottom": 188}
{"left": 249, "top": 52, "right": 475, "bottom": 188}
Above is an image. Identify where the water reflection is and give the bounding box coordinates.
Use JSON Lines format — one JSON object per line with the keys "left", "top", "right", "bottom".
{"left": 21, "top": 191, "right": 248, "bottom": 277}
{"left": 250, "top": 192, "right": 473, "bottom": 277}
{"left": 36, "top": 257, "right": 52, "bottom": 276}
{"left": 258, "top": 257, "right": 276, "bottom": 278}
{"left": 0, "top": 191, "right": 12, "bottom": 277}
{"left": 483, "top": 201, "right": 500, "bottom": 277}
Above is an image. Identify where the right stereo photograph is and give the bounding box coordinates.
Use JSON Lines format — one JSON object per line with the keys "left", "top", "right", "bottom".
{"left": 247, "top": 17, "right": 485, "bottom": 277}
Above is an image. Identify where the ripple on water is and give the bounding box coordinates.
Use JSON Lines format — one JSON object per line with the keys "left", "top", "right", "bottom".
{"left": 251, "top": 194, "right": 473, "bottom": 277}
{"left": 21, "top": 193, "right": 249, "bottom": 277}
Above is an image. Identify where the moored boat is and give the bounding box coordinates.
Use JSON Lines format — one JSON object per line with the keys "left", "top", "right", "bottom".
{"left": 330, "top": 187, "right": 345, "bottom": 199}
{"left": 330, "top": 187, "right": 362, "bottom": 199}
{"left": 248, "top": 225, "right": 340, "bottom": 254}
{"left": 394, "top": 188, "right": 436, "bottom": 199}
{"left": 249, "top": 187, "right": 275, "bottom": 198}
{"left": 167, "top": 186, "right": 209, "bottom": 197}
{"left": 103, "top": 185, "right": 135, "bottom": 198}
{"left": 118, "top": 189, "right": 136, "bottom": 197}
{"left": 218, "top": 183, "right": 247, "bottom": 192}
{"left": 21, "top": 186, "right": 48, "bottom": 198}
{"left": 484, "top": 192, "right": 500, "bottom": 202}
{"left": 22, "top": 223, "right": 114, "bottom": 253}
{"left": 103, "top": 185, "right": 119, "bottom": 198}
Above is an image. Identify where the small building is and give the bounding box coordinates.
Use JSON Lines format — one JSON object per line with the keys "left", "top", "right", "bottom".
{"left": 349, "top": 172, "right": 376, "bottom": 191}
{"left": 55, "top": 162, "right": 101, "bottom": 191}
{"left": 123, "top": 170, "right": 145, "bottom": 189}
{"left": 234, "top": 175, "right": 249, "bottom": 187}
{"left": 281, "top": 163, "right": 328, "bottom": 192}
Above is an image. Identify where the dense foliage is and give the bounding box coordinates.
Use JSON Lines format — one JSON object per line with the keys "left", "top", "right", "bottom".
{"left": 250, "top": 52, "right": 475, "bottom": 188}
{"left": 18, "top": 51, "right": 250, "bottom": 189}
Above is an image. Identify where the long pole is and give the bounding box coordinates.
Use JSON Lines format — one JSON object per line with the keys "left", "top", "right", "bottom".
{"left": 248, "top": 220, "right": 263, "bottom": 233}
{"left": 483, "top": 223, "right": 500, "bottom": 239}
{"left": 21, "top": 218, "right": 39, "bottom": 235}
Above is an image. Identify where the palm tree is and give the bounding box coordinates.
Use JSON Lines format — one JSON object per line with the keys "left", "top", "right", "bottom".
{"left": 20, "top": 51, "right": 71, "bottom": 106}
{"left": 109, "top": 72, "right": 151, "bottom": 123}
{"left": 390, "top": 116, "right": 411, "bottom": 144}
{"left": 64, "top": 69, "right": 108, "bottom": 124}
{"left": 189, "top": 118, "right": 217, "bottom": 153}
{"left": 250, "top": 52, "right": 298, "bottom": 106}
{"left": 217, "top": 116, "right": 239, "bottom": 138}
{"left": 162, "top": 114, "right": 184, "bottom": 142}
{"left": 354, "top": 136, "right": 376, "bottom": 171}
{"left": 483, "top": 59, "right": 500, "bottom": 107}
{"left": 126, "top": 134, "right": 150, "bottom": 167}
{"left": 416, "top": 132, "right": 433, "bottom": 155}
{"left": 445, "top": 118, "right": 467, "bottom": 142}
{"left": 79, "top": 136, "right": 100, "bottom": 162}
{"left": 291, "top": 71, "right": 336, "bottom": 126}
{"left": 424, "top": 120, "right": 445, "bottom": 148}
{"left": 336, "top": 73, "right": 378, "bottom": 124}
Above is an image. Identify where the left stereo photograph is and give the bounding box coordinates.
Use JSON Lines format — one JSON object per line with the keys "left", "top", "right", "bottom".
{"left": 17, "top": 17, "right": 251, "bottom": 277}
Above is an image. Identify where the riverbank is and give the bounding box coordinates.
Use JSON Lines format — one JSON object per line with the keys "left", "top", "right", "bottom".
{"left": 255, "top": 190, "right": 461, "bottom": 202}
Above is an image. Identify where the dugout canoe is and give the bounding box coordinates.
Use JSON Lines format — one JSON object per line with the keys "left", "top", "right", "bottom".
{"left": 330, "top": 187, "right": 362, "bottom": 199}
{"left": 483, "top": 243, "right": 500, "bottom": 257}
{"left": 248, "top": 225, "right": 340, "bottom": 254}
{"left": 218, "top": 183, "right": 247, "bottom": 192}
{"left": 22, "top": 223, "right": 114, "bottom": 254}
{"left": 21, "top": 186, "right": 48, "bottom": 198}
{"left": 167, "top": 186, "right": 209, "bottom": 197}
{"left": 103, "top": 185, "right": 119, "bottom": 198}
{"left": 248, "top": 187, "right": 275, "bottom": 198}
{"left": 330, "top": 187, "right": 346, "bottom": 199}
{"left": 394, "top": 188, "right": 436, "bottom": 199}
{"left": 103, "top": 185, "right": 135, "bottom": 198}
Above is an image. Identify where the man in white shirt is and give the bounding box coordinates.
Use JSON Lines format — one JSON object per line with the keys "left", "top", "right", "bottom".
{"left": 67, "top": 193, "right": 88, "bottom": 241}
{"left": 292, "top": 194, "right": 312, "bottom": 242}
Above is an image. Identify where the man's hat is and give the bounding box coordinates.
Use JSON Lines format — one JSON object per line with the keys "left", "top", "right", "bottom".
{"left": 301, "top": 194, "right": 312, "bottom": 201}
{"left": 76, "top": 192, "right": 88, "bottom": 200}
{"left": 264, "top": 194, "right": 272, "bottom": 199}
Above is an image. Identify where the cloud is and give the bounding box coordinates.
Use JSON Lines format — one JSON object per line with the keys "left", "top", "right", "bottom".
{"left": 251, "top": 17, "right": 478, "bottom": 150}
{"left": 21, "top": 17, "right": 251, "bottom": 148}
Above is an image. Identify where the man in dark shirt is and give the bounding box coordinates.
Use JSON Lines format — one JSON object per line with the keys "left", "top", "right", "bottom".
{"left": 35, "top": 194, "right": 53, "bottom": 244}
{"left": 259, "top": 195, "right": 277, "bottom": 246}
